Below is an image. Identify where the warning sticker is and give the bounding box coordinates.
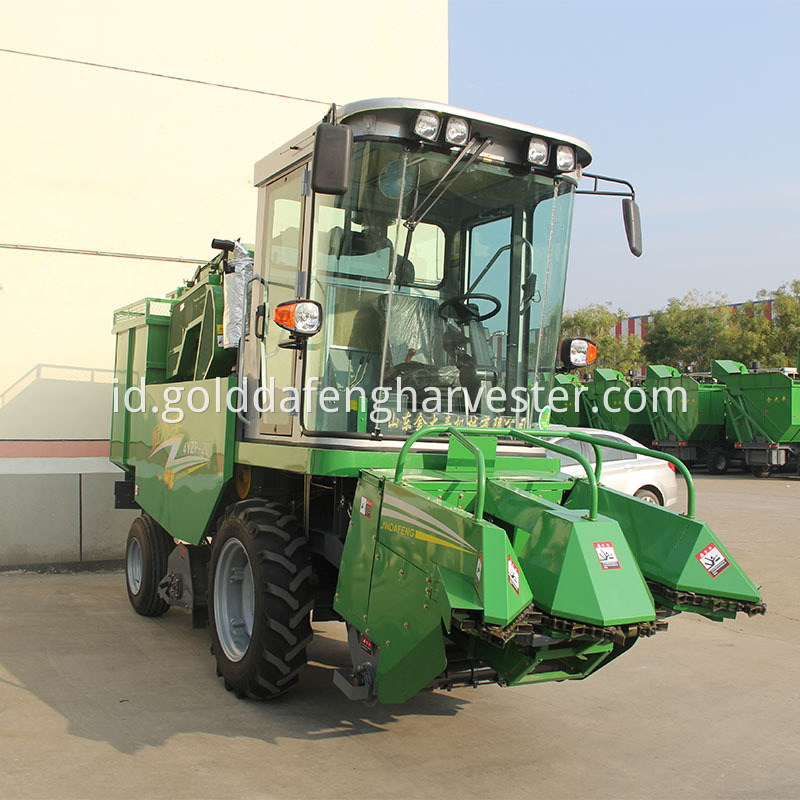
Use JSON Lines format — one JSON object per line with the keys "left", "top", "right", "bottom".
{"left": 359, "top": 496, "right": 372, "bottom": 518}
{"left": 507, "top": 556, "right": 520, "bottom": 595}
{"left": 475, "top": 552, "right": 483, "bottom": 586}
{"left": 696, "top": 543, "right": 730, "bottom": 578}
{"left": 594, "top": 542, "right": 621, "bottom": 570}
{"left": 359, "top": 634, "right": 374, "bottom": 656}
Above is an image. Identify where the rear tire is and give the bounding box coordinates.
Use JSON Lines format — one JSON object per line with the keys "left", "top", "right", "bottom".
{"left": 209, "top": 500, "right": 314, "bottom": 700}
{"left": 706, "top": 447, "right": 729, "bottom": 475}
{"left": 125, "top": 514, "right": 173, "bottom": 617}
{"left": 750, "top": 464, "right": 773, "bottom": 479}
{"left": 634, "top": 488, "right": 662, "bottom": 505}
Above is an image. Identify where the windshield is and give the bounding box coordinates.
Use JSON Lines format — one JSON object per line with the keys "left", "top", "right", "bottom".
{"left": 303, "top": 139, "right": 575, "bottom": 435}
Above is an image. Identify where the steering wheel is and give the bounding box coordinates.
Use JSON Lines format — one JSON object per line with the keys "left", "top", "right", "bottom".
{"left": 438, "top": 293, "right": 502, "bottom": 323}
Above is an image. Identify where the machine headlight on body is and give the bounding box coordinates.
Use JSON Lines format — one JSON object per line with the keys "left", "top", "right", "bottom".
{"left": 414, "top": 110, "right": 441, "bottom": 141}
{"left": 555, "top": 145, "right": 576, "bottom": 172}
{"left": 444, "top": 116, "right": 469, "bottom": 145}
{"left": 527, "top": 137, "right": 549, "bottom": 166}
{"left": 560, "top": 337, "right": 598, "bottom": 369}
{"left": 273, "top": 300, "right": 323, "bottom": 336}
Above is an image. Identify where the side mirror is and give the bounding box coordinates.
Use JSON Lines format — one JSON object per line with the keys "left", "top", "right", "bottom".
{"left": 622, "top": 198, "right": 642, "bottom": 257}
{"left": 560, "top": 337, "right": 598, "bottom": 369}
{"left": 312, "top": 123, "right": 352, "bottom": 195}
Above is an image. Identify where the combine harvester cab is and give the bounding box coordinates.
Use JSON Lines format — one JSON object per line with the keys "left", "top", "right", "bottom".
{"left": 645, "top": 364, "right": 736, "bottom": 474}
{"left": 712, "top": 359, "right": 800, "bottom": 477}
{"left": 111, "top": 99, "right": 765, "bottom": 706}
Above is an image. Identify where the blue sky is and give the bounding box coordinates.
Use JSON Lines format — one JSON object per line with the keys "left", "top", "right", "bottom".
{"left": 449, "top": 0, "right": 799, "bottom": 315}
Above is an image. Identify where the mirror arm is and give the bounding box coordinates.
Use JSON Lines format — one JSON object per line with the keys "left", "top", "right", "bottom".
{"left": 576, "top": 173, "right": 636, "bottom": 199}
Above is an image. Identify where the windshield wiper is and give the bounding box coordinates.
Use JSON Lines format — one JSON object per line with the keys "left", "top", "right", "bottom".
{"left": 393, "top": 136, "right": 493, "bottom": 283}
{"left": 403, "top": 136, "right": 493, "bottom": 232}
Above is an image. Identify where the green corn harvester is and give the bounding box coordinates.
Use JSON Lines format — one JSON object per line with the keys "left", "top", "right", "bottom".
{"left": 583, "top": 368, "right": 653, "bottom": 442}
{"left": 111, "top": 100, "right": 764, "bottom": 705}
{"left": 711, "top": 359, "right": 800, "bottom": 477}
{"left": 645, "top": 364, "right": 736, "bottom": 474}
{"left": 548, "top": 372, "right": 589, "bottom": 428}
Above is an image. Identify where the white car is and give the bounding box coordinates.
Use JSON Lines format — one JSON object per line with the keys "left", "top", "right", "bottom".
{"left": 545, "top": 428, "right": 679, "bottom": 508}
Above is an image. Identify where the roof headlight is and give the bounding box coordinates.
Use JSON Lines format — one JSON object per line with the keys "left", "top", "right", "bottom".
{"left": 444, "top": 116, "right": 469, "bottom": 145}
{"left": 527, "top": 137, "right": 549, "bottom": 166}
{"left": 414, "top": 110, "right": 441, "bottom": 141}
{"left": 556, "top": 145, "right": 576, "bottom": 172}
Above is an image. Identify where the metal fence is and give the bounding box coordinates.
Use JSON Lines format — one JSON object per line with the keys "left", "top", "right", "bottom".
{"left": 0, "top": 364, "right": 115, "bottom": 409}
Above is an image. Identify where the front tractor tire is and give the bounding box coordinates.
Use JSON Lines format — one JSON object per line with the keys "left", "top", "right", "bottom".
{"left": 209, "top": 500, "right": 314, "bottom": 700}
{"left": 125, "top": 514, "right": 173, "bottom": 617}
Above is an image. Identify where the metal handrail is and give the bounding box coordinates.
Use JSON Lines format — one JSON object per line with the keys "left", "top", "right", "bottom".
{"left": 524, "top": 429, "right": 696, "bottom": 519}
{"left": 393, "top": 424, "right": 695, "bottom": 520}
{"left": 395, "top": 425, "right": 487, "bottom": 519}
{"left": 394, "top": 425, "right": 602, "bottom": 521}
{"left": 0, "top": 364, "right": 115, "bottom": 409}
{"left": 501, "top": 429, "right": 600, "bottom": 520}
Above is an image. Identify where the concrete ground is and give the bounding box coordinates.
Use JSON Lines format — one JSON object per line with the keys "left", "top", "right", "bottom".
{"left": 1, "top": 474, "right": 798, "bottom": 800}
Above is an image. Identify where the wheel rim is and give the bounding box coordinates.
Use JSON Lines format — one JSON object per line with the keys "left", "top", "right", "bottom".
{"left": 641, "top": 495, "right": 657, "bottom": 504}
{"left": 126, "top": 537, "right": 143, "bottom": 595}
{"left": 214, "top": 537, "right": 255, "bottom": 663}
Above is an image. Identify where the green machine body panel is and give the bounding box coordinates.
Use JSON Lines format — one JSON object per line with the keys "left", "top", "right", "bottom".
{"left": 712, "top": 359, "right": 800, "bottom": 444}
{"left": 645, "top": 364, "right": 727, "bottom": 443}
{"left": 566, "top": 480, "right": 761, "bottom": 618}
{"left": 584, "top": 368, "right": 652, "bottom": 443}
{"left": 167, "top": 266, "right": 236, "bottom": 382}
{"left": 110, "top": 297, "right": 175, "bottom": 470}
{"left": 487, "top": 480, "right": 655, "bottom": 626}
{"left": 548, "top": 373, "right": 589, "bottom": 428}
{"left": 126, "top": 376, "right": 236, "bottom": 544}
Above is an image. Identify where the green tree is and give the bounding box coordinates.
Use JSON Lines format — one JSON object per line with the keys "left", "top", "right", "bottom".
{"left": 561, "top": 303, "right": 642, "bottom": 375}
{"left": 642, "top": 291, "right": 732, "bottom": 371}
{"left": 761, "top": 280, "right": 800, "bottom": 366}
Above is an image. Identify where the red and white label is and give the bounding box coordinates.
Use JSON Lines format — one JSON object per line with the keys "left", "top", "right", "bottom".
{"left": 507, "top": 556, "right": 520, "bottom": 595}
{"left": 359, "top": 634, "right": 375, "bottom": 655}
{"left": 696, "top": 543, "right": 730, "bottom": 578}
{"left": 359, "top": 496, "right": 372, "bottom": 518}
{"left": 594, "top": 542, "right": 621, "bottom": 570}
{"left": 475, "top": 552, "right": 483, "bottom": 586}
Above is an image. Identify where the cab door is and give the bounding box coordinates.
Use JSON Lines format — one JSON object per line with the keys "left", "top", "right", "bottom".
{"left": 257, "top": 164, "right": 308, "bottom": 436}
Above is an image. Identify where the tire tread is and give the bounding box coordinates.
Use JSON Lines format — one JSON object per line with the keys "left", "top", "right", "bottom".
{"left": 210, "top": 500, "right": 313, "bottom": 701}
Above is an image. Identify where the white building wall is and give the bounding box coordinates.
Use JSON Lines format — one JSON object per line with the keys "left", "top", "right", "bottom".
{"left": 0, "top": 0, "right": 449, "bottom": 391}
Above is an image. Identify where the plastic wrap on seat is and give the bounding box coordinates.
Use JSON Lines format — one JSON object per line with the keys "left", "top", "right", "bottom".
{"left": 222, "top": 241, "right": 254, "bottom": 349}
{"left": 377, "top": 292, "right": 445, "bottom": 366}
{"left": 389, "top": 363, "right": 461, "bottom": 393}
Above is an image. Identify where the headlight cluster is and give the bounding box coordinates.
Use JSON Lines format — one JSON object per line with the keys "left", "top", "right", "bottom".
{"left": 413, "top": 109, "right": 578, "bottom": 171}
{"left": 414, "top": 111, "right": 470, "bottom": 145}
{"left": 527, "top": 137, "right": 576, "bottom": 172}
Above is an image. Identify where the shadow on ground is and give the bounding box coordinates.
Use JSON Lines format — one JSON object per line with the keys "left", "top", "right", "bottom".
{"left": 0, "top": 573, "right": 467, "bottom": 755}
